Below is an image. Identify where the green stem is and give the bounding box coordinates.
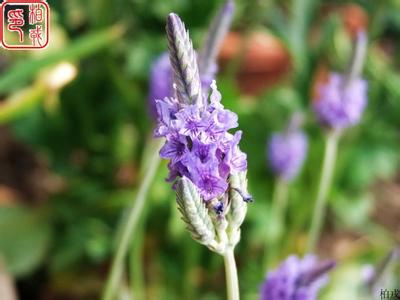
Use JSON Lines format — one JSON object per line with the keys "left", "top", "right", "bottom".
{"left": 130, "top": 215, "right": 145, "bottom": 300}
{"left": 223, "top": 248, "right": 240, "bottom": 300}
{"left": 307, "top": 132, "right": 339, "bottom": 253}
{"left": 102, "top": 138, "right": 163, "bottom": 300}
{"left": 263, "top": 178, "right": 288, "bottom": 269}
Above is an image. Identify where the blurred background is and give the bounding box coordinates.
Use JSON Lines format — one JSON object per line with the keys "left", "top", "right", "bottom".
{"left": 0, "top": 0, "right": 399, "bottom": 299}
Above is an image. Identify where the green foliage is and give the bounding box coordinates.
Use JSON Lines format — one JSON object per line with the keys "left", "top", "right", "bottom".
{"left": 0, "top": 207, "right": 51, "bottom": 276}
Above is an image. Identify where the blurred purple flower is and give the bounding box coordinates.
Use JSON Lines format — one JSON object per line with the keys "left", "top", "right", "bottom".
{"left": 148, "top": 52, "right": 173, "bottom": 118}
{"left": 268, "top": 126, "right": 308, "bottom": 182}
{"left": 260, "top": 255, "right": 335, "bottom": 300}
{"left": 313, "top": 73, "right": 368, "bottom": 130}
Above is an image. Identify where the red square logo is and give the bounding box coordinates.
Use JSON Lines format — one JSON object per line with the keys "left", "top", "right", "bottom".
{"left": 0, "top": 0, "right": 50, "bottom": 50}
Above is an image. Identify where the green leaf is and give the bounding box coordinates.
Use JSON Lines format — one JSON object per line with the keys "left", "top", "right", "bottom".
{"left": 0, "top": 25, "right": 124, "bottom": 94}
{"left": 0, "top": 84, "right": 46, "bottom": 125}
{"left": 331, "top": 193, "right": 373, "bottom": 228}
{"left": 344, "top": 146, "right": 399, "bottom": 189}
{"left": 0, "top": 206, "right": 52, "bottom": 277}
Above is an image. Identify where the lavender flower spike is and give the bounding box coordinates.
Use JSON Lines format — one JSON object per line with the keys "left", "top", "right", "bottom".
{"left": 198, "top": 0, "right": 235, "bottom": 90}
{"left": 313, "top": 31, "right": 368, "bottom": 130}
{"left": 268, "top": 114, "right": 308, "bottom": 182}
{"left": 158, "top": 13, "right": 249, "bottom": 299}
{"left": 260, "top": 255, "right": 335, "bottom": 300}
{"left": 166, "top": 13, "right": 203, "bottom": 106}
{"left": 156, "top": 13, "right": 250, "bottom": 256}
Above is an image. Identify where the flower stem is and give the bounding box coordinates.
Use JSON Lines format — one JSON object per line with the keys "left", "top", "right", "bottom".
{"left": 130, "top": 216, "right": 146, "bottom": 300}
{"left": 102, "top": 138, "right": 163, "bottom": 300}
{"left": 223, "top": 248, "right": 240, "bottom": 300}
{"left": 307, "top": 131, "right": 339, "bottom": 253}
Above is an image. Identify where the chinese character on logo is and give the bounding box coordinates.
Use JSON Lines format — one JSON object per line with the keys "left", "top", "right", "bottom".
{"left": 1, "top": 0, "right": 50, "bottom": 49}
{"left": 7, "top": 9, "right": 24, "bottom": 42}
{"left": 29, "top": 4, "right": 43, "bottom": 24}
{"left": 29, "top": 25, "right": 43, "bottom": 47}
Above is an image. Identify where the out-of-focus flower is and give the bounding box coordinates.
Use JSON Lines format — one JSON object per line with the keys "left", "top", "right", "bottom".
{"left": 260, "top": 255, "right": 335, "bottom": 300}
{"left": 340, "top": 4, "right": 368, "bottom": 38}
{"left": 268, "top": 116, "right": 308, "bottom": 182}
{"left": 313, "top": 73, "right": 367, "bottom": 130}
{"left": 313, "top": 31, "right": 368, "bottom": 130}
{"left": 148, "top": 53, "right": 173, "bottom": 118}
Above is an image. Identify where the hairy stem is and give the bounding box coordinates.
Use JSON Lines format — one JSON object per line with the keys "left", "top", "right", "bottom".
{"left": 223, "top": 248, "right": 240, "bottom": 300}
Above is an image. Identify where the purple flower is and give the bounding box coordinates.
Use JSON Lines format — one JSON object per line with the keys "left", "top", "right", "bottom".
{"left": 260, "top": 255, "right": 335, "bottom": 300}
{"left": 187, "top": 158, "right": 228, "bottom": 201}
{"left": 159, "top": 135, "right": 187, "bottom": 163}
{"left": 156, "top": 81, "right": 246, "bottom": 200}
{"left": 155, "top": 13, "right": 248, "bottom": 202}
{"left": 268, "top": 128, "right": 308, "bottom": 182}
{"left": 149, "top": 53, "right": 173, "bottom": 118}
{"left": 175, "top": 105, "right": 208, "bottom": 138}
{"left": 191, "top": 139, "right": 216, "bottom": 164}
{"left": 313, "top": 73, "right": 368, "bottom": 130}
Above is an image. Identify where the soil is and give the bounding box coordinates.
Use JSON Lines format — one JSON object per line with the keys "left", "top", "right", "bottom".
{"left": 0, "top": 127, "right": 63, "bottom": 205}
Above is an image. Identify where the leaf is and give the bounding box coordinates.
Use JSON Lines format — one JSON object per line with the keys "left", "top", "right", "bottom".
{"left": 0, "top": 25, "right": 124, "bottom": 94}
{"left": 343, "top": 146, "right": 399, "bottom": 189}
{"left": 0, "top": 84, "right": 46, "bottom": 125}
{"left": 331, "top": 192, "right": 373, "bottom": 228}
{"left": 176, "top": 177, "right": 216, "bottom": 246}
{"left": 228, "top": 171, "right": 248, "bottom": 230}
{"left": 0, "top": 206, "right": 52, "bottom": 277}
